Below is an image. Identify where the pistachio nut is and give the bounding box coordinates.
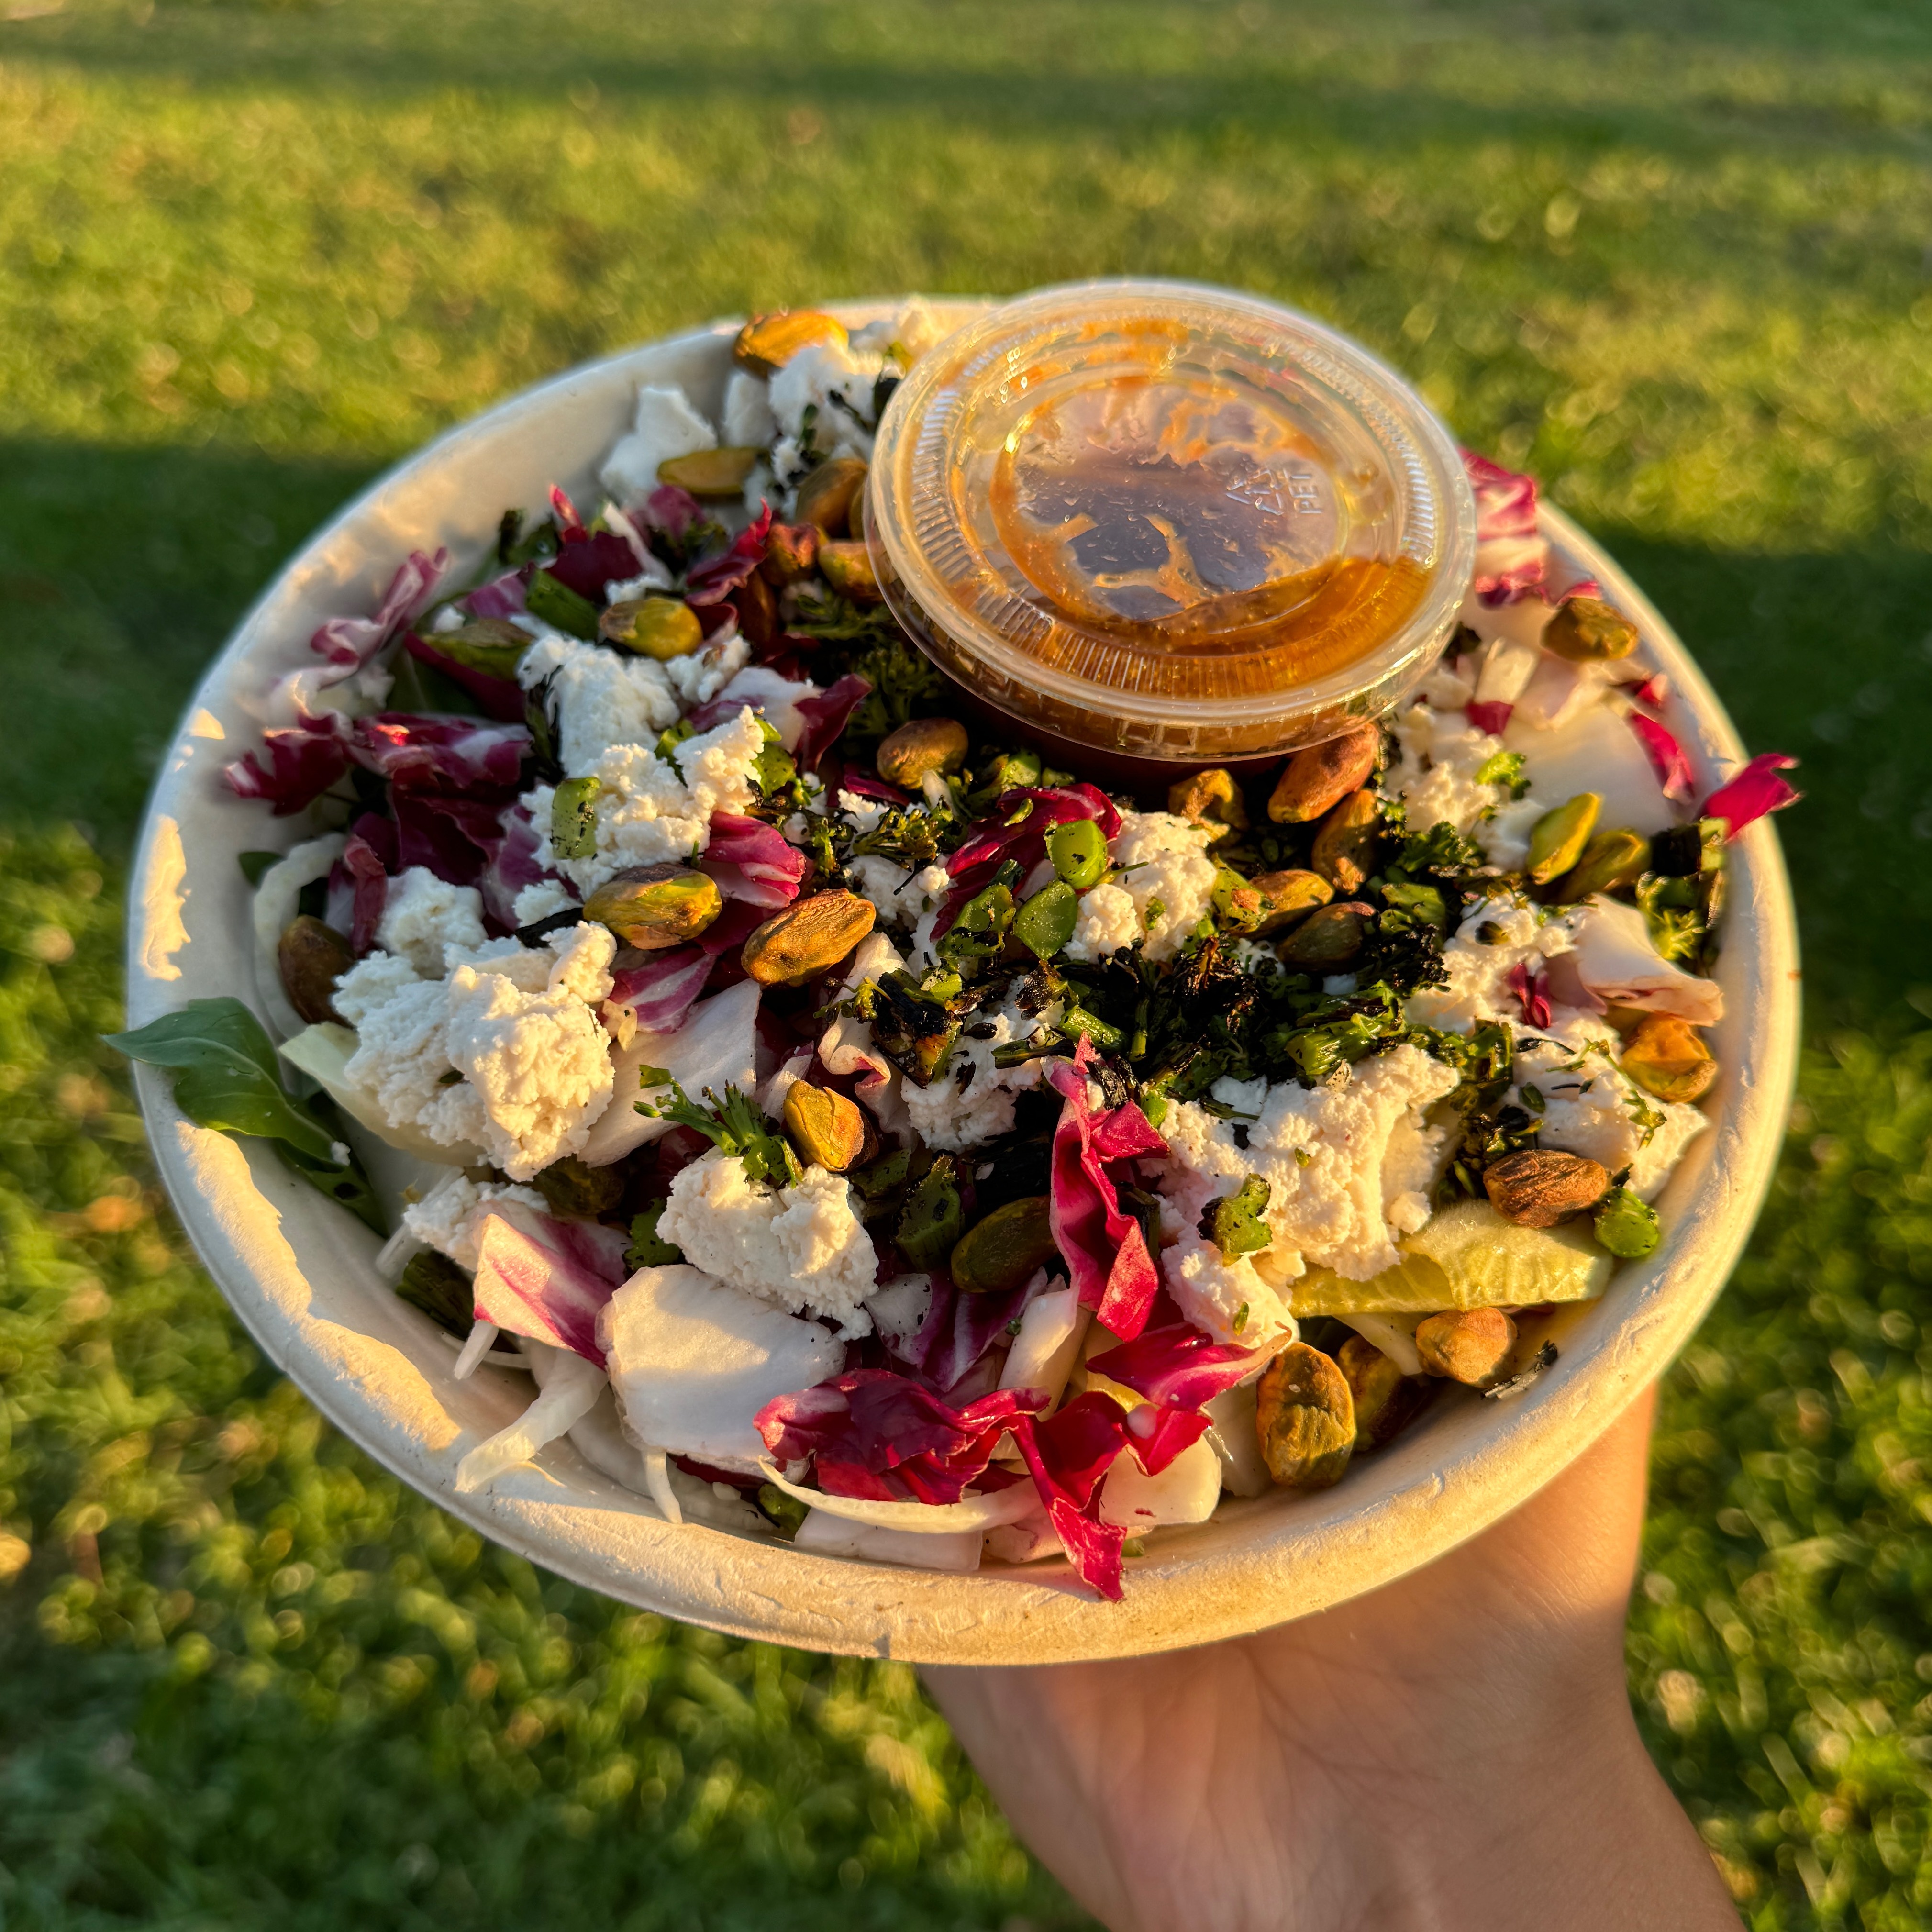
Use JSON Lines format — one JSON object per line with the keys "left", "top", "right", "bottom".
{"left": 585, "top": 863, "right": 722, "bottom": 950}
{"left": 733, "top": 309, "right": 848, "bottom": 377}
{"left": 278, "top": 915, "right": 353, "bottom": 1027}
{"left": 533, "top": 1155, "right": 626, "bottom": 1219}
{"left": 1310, "top": 789, "right": 1380, "bottom": 892}
{"left": 818, "top": 538, "right": 883, "bottom": 603}
{"left": 1525, "top": 791, "right": 1601, "bottom": 887}
{"left": 1552, "top": 826, "right": 1649, "bottom": 904}
{"left": 656, "top": 446, "right": 763, "bottom": 498}
{"left": 1415, "top": 1307, "right": 1517, "bottom": 1388}
{"left": 734, "top": 569, "right": 779, "bottom": 649}
{"left": 427, "top": 617, "right": 532, "bottom": 678}
{"left": 1276, "top": 901, "right": 1368, "bottom": 969}
{"left": 1266, "top": 724, "right": 1380, "bottom": 824}
{"left": 1620, "top": 1012, "right": 1717, "bottom": 1103}
{"left": 600, "top": 596, "right": 704, "bottom": 661}
{"left": 759, "top": 521, "right": 822, "bottom": 584}
{"left": 1210, "top": 865, "right": 1267, "bottom": 932}
{"left": 877, "top": 716, "right": 968, "bottom": 787}
{"left": 949, "top": 1195, "right": 1058, "bottom": 1297}
{"left": 1255, "top": 1342, "right": 1355, "bottom": 1489}
{"left": 1167, "top": 767, "right": 1248, "bottom": 838}
{"left": 1336, "top": 1334, "right": 1432, "bottom": 1449}
{"left": 794, "top": 456, "right": 868, "bottom": 535}
{"left": 1482, "top": 1148, "right": 1610, "bottom": 1227}
{"left": 1541, "top": 594, "right": 1638, "bottom": 663}
{"left": 1593, "top": 1185, "right": 1661, "bottom": 1259}
{"left": 782, "top": 1081, "right": 867, "bottom": 1173}
{"left": 1248, "top": 868, "right": 1332, "bottom": 936}
{"left": 742, "top": 889, "right": 877, "bottom": 986}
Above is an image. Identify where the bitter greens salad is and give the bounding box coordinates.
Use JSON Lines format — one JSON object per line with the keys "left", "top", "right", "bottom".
{"left": 115, "top": 303, "right": 1802, "bottom": 1600}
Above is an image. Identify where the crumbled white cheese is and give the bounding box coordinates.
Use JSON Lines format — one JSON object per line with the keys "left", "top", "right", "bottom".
{"left": 516, "top": 633, "right": 680, "bottom": 775}
{"left": 598, "top": 383, "right": 717, "bottom": 503}
{"left": 657, "top": 1151, "right": 879, "bottom": 1338}
{"left": 846, "top": 854, "right": 948, "bottom": 934}
{"left": 1384, "top": 702, "right": 1548, "bottom": 869}
{"left": 336, "top": 923, "right": 618, "bottom": 1181}
{"left": 1155, "top": 1045, "right": 1462, "bottom": 1339}
{"left": 900, "top": 999, "right": 1060, "bottom": 1152}
{"left": 721, "top": 369, "right": 777, "bottom": 448}
{"left": 1065, "top": 812, "right": 1218, "bottom": 964}
{"left": 375, "top": 866, "right": 488, "bottom": 977}
{"left": 837, "top": 789, "right": 888, "bottom": 834}
{"left": 511, "top": 880, "right": 576, "bottom": 928}
{"left": 524, "top": 708, "right": 767, "bottom": 897}
{"left": 768, "top": 338, "right": 891, "bottom": 470}
{"left": 664, "top": 630, "right": 750, "bottom": 709}
{"left": 402, "top": 1171, "right": 547, "bottom": 1271}
{"left": 1403, "top": 893, "right": 1572, "bottom": 1034}
{"left": 715, "top": 665, "right": 821, "bottom": 752}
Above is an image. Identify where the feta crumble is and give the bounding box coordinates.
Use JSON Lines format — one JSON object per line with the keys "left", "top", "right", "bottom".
{"left": 516, "top": 633, "right": 680, "bottom": 775}
{"left": 1066, "top": 811, "right": 1218, "bottom": 964}
{"left": 375, "top": 866, "right": 488, "bottom": 977}
{"left": 598, "top": 383, "right": 717, "bottom": 503}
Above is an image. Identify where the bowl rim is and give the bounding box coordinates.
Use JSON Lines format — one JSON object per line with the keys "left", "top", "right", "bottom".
{"left": 123, "top": 296, "right": 1800, "bottom": 1664}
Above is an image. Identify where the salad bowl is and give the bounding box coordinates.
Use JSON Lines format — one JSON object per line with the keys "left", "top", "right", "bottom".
{"left": 124, "top": 298, "right": 1799, "bottom": 1663}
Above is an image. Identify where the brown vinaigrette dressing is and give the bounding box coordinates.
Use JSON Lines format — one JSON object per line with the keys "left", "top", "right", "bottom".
{"left": 868, "top": 283, "right": 1473, "bottom": 763}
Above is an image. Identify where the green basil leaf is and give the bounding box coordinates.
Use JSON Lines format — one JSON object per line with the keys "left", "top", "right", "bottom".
{"left": 105, "top": 996, "right": 340, "bottom": 1165}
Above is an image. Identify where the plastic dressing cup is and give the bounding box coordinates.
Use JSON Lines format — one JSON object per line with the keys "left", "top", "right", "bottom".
{"left": 866, "top": 279, "right": 1476, "bottom": 766}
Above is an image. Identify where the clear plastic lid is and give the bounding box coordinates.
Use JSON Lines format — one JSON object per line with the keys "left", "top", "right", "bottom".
{"left": 866, "top": 280, "right": 1476, "bottom": 763}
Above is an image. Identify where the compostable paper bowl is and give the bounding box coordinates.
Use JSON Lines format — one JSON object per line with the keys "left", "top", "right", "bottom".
{"left": 126, "top": 298, "right": 1799, "bottom": 1664}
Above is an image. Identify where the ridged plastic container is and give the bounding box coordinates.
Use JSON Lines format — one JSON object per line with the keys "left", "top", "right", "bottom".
{"left": 866, "top": 279, "right": 1476, "bottom": 764}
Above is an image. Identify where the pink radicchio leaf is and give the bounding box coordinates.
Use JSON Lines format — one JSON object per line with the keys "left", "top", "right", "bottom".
{"left": 339, "top": 826, "right": 391, "bottom": 954}
{"left": 642, "top": 485, "right": 705, "bottom": 540}
{"left": 1009, "top": 1393, "right": 1136, "bottom": 1600}
{"left": 1628, "top": 711, "right": 1695, "bottom": 803}
{"left": 755, "top": 1369, "right": 1038, "bottom": 1506}
{"left": 390, "top": 790, "right": 514, "bottom": 888}
{"left": 348, "top": 714, "right": 530, "bottom": 793}
{"left": 699, "top": 811, "right": 808, "bottom": 909}
{"left": 544, "top": 529, "right": 644, "bottom": 602}
{"left": 1506, "top": 961, "right": 1553, "bottom": 1031}
{"left": 548, "top": 484, "right": 584, "bottom": 534}
{"left": 1121, "top": 1401, "right": 1213, "bottom": 1474}
{"left": 936, "top": 784, "right": 1122, "bottom": 941}
{"left": 685, "top": 505, "right": 774, "bottom": 607}
{"left": 1047, "top": 1036, "right": 1166, "bottom": 1340}
{"left": 1462, "top": 451, "right": 1545, "bottom": 607}
{"left": 1465, "top": 700, "right": 1514, "bottom": 737}
{"left": 464, "top": 569, "right": 529, "bottom": 620}
{"left": 838, "top": 772, "right": 912, "bottom": 807}
{"left": 309, "top": 548, "right": 448, "bottom": 678}
{"left": 477, "top": 804, "right": 559, "bottom": 932}
{"left": 403, "top": 631, "right": 528, "bottom": 723}
{"left": 222, "top": 710, "right": 352, "bottom": 815}
{"left": 930, "top": 1268, "right": 1053, "bottom": 1399}
{"left": 470, "top": 1209, "right": 628, "bottom": 1367}
{"left": 1702, "top": 753, "right": 1801, "bottom": 842}
{"left": 792, "top": 673, "right": 872, "bottom": 773}
{"left": 1554, "top": 575, "right": 1602, "bottom": 604}
{"left": 1086, "top": 1323, "right": 1276, "bottom": 1412}
{"left": 608, "top": 947, "right": 717, "bottom": 1033}
{"left": 601, "top": 503, "right": 655, "bottom": 572}
{"left": 1622, "top": 671, "right": 1668, "bottom": 711}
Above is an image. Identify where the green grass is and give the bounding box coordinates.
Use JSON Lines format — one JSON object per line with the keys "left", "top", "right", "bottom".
{"left": 1, "top": 0, "right": 1931, "bottom": 1923}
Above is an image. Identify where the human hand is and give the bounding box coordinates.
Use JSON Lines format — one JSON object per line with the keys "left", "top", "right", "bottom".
{"left": 925, "top": 1388, "right": 1737, "bottom": 1932}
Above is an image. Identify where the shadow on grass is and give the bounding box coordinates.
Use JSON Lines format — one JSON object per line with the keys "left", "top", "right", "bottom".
{"left": 4, "top": 431, "right": 1928, "bottom": 1012}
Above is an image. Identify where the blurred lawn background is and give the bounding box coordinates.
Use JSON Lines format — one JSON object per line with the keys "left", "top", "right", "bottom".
{"left": 2, "top": 0, "right": 1932, "bottom": 1923}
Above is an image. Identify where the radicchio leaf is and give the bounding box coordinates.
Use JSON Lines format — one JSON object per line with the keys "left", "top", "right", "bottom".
{"left": 1047, "top": 1036, "right": 1166, "bottom": 1340}
{"left": 470, "top": 1209, "right": 630, "bottom": 1367}
{"left": 1085, "top": 1323, "right": 1276, "bottom": 1411}
{"left": 792, "top": 673, "right": 873, "bottom": 773}
{"left": 310, "top": 549, "right": 449, "bottom": 679}
{"left": 1506, "top": 960, "right": 1552, "bottom": 1030}
{"left": 1465, "top": 699, "right": 1514, "bottom": 737}
{"left": 543, "top": 529, "right": 644, "bottom": 602}
{"left": 339, "top": 825, "right": 390, "bottom": 954}
{"left": 1462, "top": 452, "right": 1545, "bottom": 607}
{"left": 699, "top": 811, "right": 809, "bottom": 909}
{"left": 464, "top": 569, "right": 529, "bottom": 620}
{"left": 605, "top": 901, "right": 765, "bottom": 1033}
{"left": 685, "top": 505, "right": 774, "bottom": 607}
{"left": 348, "top": 714, "right": 530, "bottom": 792}
{"left": 1702, "top": 753, "right": 1801, "bottom": 841}
{"left": 222, "top": 711, "right": 352, "bottom": 815}
{"left": 1628, "top": 711, "right": 1695, "bottom": 802}
{"left": 476, "top": 804, "right": 558, "bottom": 932}
{"left": 403, "top": 631, "right": 529, "bottom": 722}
